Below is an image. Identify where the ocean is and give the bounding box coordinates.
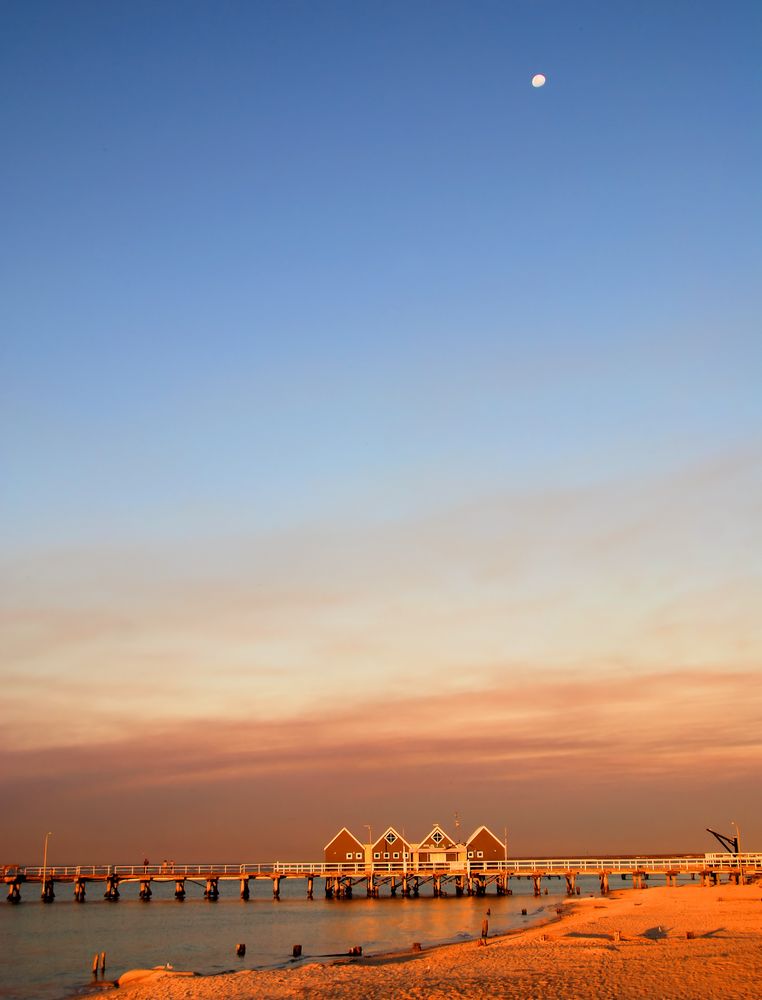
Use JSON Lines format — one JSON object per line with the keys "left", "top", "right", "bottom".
{"left": 2, "top": 872, "right": 697, "bottom": 1000}
{"left": 0, "top": 874, "right": 594, "bottom": 1000}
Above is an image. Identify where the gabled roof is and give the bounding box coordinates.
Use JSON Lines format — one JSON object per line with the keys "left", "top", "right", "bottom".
{"left": 323, "top": 826, "right": 365, "bottom": 852}
{"left": 466, "top": 824, "right": 504, "bottom": 845}
{"left": 371, "top": 826, "right": 409, "bottom": 849}
{"left": 418, "top": 824, "right": 458, "bottom": 849}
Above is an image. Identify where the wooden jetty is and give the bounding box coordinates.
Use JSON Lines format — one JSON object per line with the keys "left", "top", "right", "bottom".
{"left": 4, "top": 853, "right": 760, "bottom": 904}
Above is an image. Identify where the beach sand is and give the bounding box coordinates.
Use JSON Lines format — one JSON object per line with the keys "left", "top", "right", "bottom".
{"left": 115, "top": 882, "right": 762, "bottom": 999}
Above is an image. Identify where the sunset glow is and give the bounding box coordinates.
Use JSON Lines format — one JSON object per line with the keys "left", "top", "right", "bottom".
{"left": 2, "top": 1, "right": 760, "bottom": 866}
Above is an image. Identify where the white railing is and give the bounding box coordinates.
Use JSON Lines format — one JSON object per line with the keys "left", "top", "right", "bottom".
{"left": 13, "top": 853, "right": 761, "bottom": 880}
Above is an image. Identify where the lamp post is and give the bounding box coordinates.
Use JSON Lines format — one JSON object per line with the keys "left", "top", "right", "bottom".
{"left": 731, "top": 821, "right": 742, "bottom": 883}
{"left": 730, "top": 820, "right": 741, "bottom": 854}
{"left": 504, "top": 827, "right": 509, "bottom": 865}
{"left": 41, "top": 831, "right": 52, "bottom": 898}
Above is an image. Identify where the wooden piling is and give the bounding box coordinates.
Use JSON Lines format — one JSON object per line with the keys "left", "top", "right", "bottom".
{"left": 272, "top": 876, "right": 281, "bottom": 899}
{"left": 174, "top": 879, "right": 186, "bottom": 901}
{"left": 100, "top": 952, "right": 106, "bottom": 972}
{"left": 91, "top": 954, "right": 99, "bottom": 975}
{"left": 307, "top": 876, "right": 314, "bottom": 899}
{"left": 240, "top": 878, "right": 250, "bottom": 900}
{"left": 103, "top": 875, "right": 119, "bottom": 901}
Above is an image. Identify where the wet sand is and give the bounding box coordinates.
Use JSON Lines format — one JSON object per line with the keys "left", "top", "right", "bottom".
{"left": 114, "top": 882, "right": 762, "bottom": 998}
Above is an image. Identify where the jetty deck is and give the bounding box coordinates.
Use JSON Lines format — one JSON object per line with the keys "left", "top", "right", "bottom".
{"left": 5, "top": 853, "right": 761, "bottom": 903}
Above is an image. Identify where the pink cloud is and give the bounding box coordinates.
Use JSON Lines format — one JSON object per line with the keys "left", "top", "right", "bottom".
{"left": 2, "top": 667, "right": 759, "bottom": 860}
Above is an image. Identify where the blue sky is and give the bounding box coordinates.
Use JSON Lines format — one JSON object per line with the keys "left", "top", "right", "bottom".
{"left": 4, "top": 0, "right": 760, "bottom": 544}
{"left": 2, "top": 1, "right": 761, "bottom": 856}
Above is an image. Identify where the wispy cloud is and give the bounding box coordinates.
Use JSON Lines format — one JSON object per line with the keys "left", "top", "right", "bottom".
{"left": 2, "top": 666, "right": 759, "bottom": 859}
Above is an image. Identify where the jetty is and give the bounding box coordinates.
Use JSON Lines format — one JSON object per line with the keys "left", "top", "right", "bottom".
{"left": 4, "top": 853, "right": 761, "bottom": 904}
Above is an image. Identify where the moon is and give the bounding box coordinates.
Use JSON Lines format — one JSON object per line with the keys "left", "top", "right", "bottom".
{"left": 531, "top": 74, "right": 546, "bottom": 88}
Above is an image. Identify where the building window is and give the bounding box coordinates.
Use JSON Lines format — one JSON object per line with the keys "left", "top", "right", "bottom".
{"left": 393, "top": 852, "right": 399, "bottom": 859}
{"left": 403, "top": 852, "right": 409, "bottom": 859}
{"left": 355, "top": 853, "right": 363, "bottom": 859}
{"left": 385, "top": 832, "right": 397, "bottom": 844}
{"left": 384, "top": 852, "right": 390, "bottom": 859}
{"left": 373, "top": 852, "right": 380, "bottom": 860}
{"left": 477, "top": 851, "right": 484, "bottom": 858}
{"left": 432, "top": 830, "right": 444, "bottom": 845}
{"left": 346, "top": 852, "right": 353, "bottom": 860}
{"left": 468, "top": 851, "right": 474, "bottom": 859}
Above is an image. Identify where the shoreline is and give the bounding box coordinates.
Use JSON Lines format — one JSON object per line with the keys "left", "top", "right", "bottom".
{"left": 105, "top": 881, "right": 762, "bottom": 998}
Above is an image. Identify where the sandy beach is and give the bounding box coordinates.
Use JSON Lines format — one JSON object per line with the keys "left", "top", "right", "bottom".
{"left": 112, "top": 882, "right": 762, "bottom": 999}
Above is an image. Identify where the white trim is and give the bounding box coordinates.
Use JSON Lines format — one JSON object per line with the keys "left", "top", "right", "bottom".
{"left": 419, "top": 825, "right": 457, "bottom": 850}
{"left": 323, "top": 826, "right": 365, "bottom": 852}
{"left": 465, "top": 825, "right": 503, "bottom": 848}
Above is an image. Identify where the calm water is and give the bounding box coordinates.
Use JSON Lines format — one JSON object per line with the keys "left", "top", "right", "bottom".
{"left": 0, "top": 874, "right": 671, "bottom": 1000}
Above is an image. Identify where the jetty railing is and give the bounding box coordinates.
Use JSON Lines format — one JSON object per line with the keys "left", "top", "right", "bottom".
{"left": 15, "top": 853, "right": 762, "bottom": 880}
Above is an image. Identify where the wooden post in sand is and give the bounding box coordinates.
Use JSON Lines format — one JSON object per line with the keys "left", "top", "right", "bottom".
{"left": 565, "top": 873, "right": 577, "bottom": 896}
{"left": 532, "top": 875, "right": 542, "bottom": 897}
{"left": 599, "top": 872, "right": 610, "bottom": 895}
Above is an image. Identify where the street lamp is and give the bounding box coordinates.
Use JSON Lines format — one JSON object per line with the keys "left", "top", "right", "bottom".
{"left": 731, "top": 821, "right": 742, "bottom": 883}
{"left": 504, "top": 828, "right": 509, "bottom": 865}
{"left": 41, "top": 831, "right": 53, "bottom": 898}
{"left": 730, "top": 820, "right": 741, "bottom": 855}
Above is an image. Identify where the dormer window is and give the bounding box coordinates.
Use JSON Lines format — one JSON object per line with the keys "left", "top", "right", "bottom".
{"left": 385, "top": 832, "right": 397, "bottom": 844}
{"left": 431, "top": 831, "right": 444, "bottom": 845}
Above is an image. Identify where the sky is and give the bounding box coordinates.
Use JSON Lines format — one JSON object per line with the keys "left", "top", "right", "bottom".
{"left": 2, "top": 0, "right": 761, "bottom": 864}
